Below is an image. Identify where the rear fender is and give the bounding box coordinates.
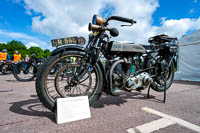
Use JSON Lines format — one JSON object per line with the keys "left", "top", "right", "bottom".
{"left": 172, "top": 56, "right": 177, "bottom": 70}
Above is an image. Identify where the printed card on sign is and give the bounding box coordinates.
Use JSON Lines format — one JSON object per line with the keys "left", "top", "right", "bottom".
{"left": 56, "top": 96, "right": 91, "bottom": 124}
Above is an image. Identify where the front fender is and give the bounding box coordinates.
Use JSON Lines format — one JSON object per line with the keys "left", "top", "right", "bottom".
{"left": 51, "top": 45, "right": 108, "bottom": 96}
{"left": 97, "top": 60, "right": 107, "bottom": 90}
{"left": 51, "top": 45, "right": 85, "bottom": 56}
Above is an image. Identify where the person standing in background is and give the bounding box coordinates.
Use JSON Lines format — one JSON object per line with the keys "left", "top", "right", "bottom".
{"left": 13, "top": 50, "right": 21, "bottom": 63}
{"left": 25, "top": 55, "right": 30, "bottom": 62}
{"left": 24, "top": 55, "right": 30, "bottom": 69}
{"left": 0, "top": 49, "right": 10, "bottom": 61}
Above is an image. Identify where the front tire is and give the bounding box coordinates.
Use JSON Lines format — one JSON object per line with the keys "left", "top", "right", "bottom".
{"left": 35, "top": 51, "right": 103, "bottom": 112}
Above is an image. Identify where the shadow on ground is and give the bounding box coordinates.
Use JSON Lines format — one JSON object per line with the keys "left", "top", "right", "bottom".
{"left": 92, "top": 81, "right": 200, "bottom": 108}
{"left": 92, "top": 91, "right": 166, "bottom": 108}
{"left": 9, "top": 95, "right": 55, "bottom": 122}
{"left": 8, "top": 93, "right": 165, "bottom": 121}
{"left": 6, "top": 80, "right": 20, "bottom": 83}
{"left": 0, "top": 73, "right": 11, "bottom": 76}
{"left": 0, "top": 89, "right": 14, "bottom": 92}
{"left": 174, "top": 80, "right": 200, "bottom": 85}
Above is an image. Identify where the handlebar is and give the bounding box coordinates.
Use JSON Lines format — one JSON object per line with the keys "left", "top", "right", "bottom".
{"left": 106, "top": 16, "right": 136, "bottom": 24}
{"left": 89, "top": 15, "right": 137, "bottom": 32}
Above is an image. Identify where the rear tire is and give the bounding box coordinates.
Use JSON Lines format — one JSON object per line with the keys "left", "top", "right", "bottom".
{"left": 1, "top": 64, "right": 11, "bottom": 74}
{"left": 151, "top": 61, "right": 175, "bottom": 92}
{"left": 36, "top": 51, "right": 103, "bottom": 112}
{"left": 13, "top": 62, "right": 36, "bottom": 82}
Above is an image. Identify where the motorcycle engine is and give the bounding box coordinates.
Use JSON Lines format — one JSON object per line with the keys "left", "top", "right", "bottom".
{"left": 126, "top": 72, "right": 153, "bottom": 91}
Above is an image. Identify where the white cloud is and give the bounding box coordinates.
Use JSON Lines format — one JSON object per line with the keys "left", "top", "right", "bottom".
{"left": 105, "top": 0, "right": 159, "bottom": 44}
{"left": 0, "top": 29, "right": 35, "bottom": 40}
{"left": 21, "top": 0, "right": 200, "bottom": 45}
{"left": 26, "top": 42, "right": 39, "bottom": 48}
{"left": 193, "top": 0, "right": 198, "bottom": 3}
{"left": 24, "top": 0, "right": 104, "bottom": 38}
{"left": 152, "top": 17, "right": 200, "bottom": 38}
{"left": 0, "top": 28, "right": 50, "bottom": 49}
{"left": 0, "top": 41, "right": 7, "bottom": 44}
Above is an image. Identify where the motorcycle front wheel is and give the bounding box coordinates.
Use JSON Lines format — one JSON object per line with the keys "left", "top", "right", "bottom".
{"left": 36, "top": 51, "right": 103, "bottom": 112}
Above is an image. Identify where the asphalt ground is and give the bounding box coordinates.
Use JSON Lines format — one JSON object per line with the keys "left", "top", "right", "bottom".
{"left": 0, "top": 74, "right": 200, "bottom": 133}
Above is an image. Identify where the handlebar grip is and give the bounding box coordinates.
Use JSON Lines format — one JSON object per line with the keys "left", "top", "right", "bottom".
{"left": 107, "top": 16, "right": 136, "bottom": 24}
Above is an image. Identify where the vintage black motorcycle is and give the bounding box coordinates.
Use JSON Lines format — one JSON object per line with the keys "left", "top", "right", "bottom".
{"left": 36, "top": 15, "right": 178, "bottom": 112}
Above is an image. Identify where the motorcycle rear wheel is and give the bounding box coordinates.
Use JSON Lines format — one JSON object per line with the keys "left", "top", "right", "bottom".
{"left": 151, "top": 61, "right": 175, "bottom": 92}
{"left": 13, "top": 62, "right": 36, "bottom": 82}
{"left": 1, "top": 64, "right": 11, "bottom": 74}
{"left": 35, "top": 51, "right": 103, "bottom": 112}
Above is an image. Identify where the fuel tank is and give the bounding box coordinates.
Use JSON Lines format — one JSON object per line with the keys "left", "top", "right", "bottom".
{"left": 110, "top": 41, "right": 146, "bottom": 53}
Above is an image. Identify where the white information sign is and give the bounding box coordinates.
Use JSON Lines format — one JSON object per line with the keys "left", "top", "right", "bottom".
{"left": 56, "top": 96, "right": 91, "bottom": 124}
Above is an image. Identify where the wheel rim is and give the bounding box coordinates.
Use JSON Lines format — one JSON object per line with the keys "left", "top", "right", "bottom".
{"left": 44, "top": 54, "right": 99, "bottom": 102}
{"left": 15, "top": 63, "right": 35, "bottom": 80}
{"left": 55, "top": 64, "right": 94, "bottom": 97}
{"left": 154, "top": 60, "right": 174, "bottom": 90}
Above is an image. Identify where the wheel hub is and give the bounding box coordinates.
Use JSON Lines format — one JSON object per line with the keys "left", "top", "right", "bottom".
{"left": 67, "top": 78, "right": 78, "bottom": 87}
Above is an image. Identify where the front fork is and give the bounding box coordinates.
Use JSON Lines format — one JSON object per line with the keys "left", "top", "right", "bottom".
{"left": 76, "top": 48, "right": 101, "bottom": 81}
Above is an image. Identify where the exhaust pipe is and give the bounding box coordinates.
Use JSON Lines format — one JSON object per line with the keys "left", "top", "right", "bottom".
{"left": 109, "top": 59, "right": 126, "bottom": 96}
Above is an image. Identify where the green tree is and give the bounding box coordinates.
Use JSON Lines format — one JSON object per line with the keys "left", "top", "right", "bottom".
{"left": 1, "top": 40, "right": 27, "bottom": 59}
{"left": 28, "top": 46, "right": 44, "bottom": 58}
{"left": 0, "top": 43, "right": 7, "bottom": 51}
{"left": 0, "top": 40, "right": 51, "bottom": 59}
{"left": 43, "top": 49, "right": 51, "bottom": 58}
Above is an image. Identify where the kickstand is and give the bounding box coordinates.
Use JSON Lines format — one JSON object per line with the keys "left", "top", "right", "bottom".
{"left": 161, "top": 74, "right": 167, "bottom": 103}
{"left": 147, "top": 86, "right": 151, "bottom": 98}
{"left": 163, "top": 78, "right": 167, "bottom": 103}
{"left": 147, "top": 75, "right": 167, "bottom": 103}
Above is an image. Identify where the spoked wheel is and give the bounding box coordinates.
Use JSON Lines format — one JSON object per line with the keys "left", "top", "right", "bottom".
{"left": 1, "top": 64, "right": 11, "bottom": 74}
{"left": 151, "top": 59, "right": 175, "bottom": 92}
{"left": 36, "top": 51, "right": 103, "bottom": 112}
{"left": 49, "top": 63, "right": 61, "bottom": 75}
{"left": 55, "top": 64, "right": 94, "bottom": 97}
{"left": 13, "top": 62, "right": 36, "bottom": 81}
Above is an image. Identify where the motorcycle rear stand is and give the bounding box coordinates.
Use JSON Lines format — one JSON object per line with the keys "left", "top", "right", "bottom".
{"left": 147, "top": 78, "right": 167, "bottom": 103}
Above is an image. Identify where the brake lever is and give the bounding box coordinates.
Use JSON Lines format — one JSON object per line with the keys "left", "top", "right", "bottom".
{"left": 121, "top": 23, "right": 133, "bottom": 27}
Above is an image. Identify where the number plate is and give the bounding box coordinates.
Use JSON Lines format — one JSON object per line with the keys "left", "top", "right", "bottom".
{"left": 51, "top": 36, "right": 78, "bottom": 47}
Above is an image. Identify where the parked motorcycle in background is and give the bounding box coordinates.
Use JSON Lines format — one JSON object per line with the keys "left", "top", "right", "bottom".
{"left": 12, "top": 54, "right": 44, "bottom": 82}
{"left": 0, "top": 60, "right": 16, "bottom": 75}
{"left": 36, "top": 15, "right": 178, "bottom": 112}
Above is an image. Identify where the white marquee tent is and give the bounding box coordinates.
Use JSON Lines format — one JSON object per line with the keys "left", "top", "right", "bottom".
{"left": 175, "top": 30, "right": 200, "bottom": 81}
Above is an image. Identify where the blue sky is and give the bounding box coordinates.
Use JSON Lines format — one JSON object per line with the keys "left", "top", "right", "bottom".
{"left": 0, "top": 0, "right": 200, "bottom": 49}
{"left": 153, "top": 0, "right": 200, "bottom": 25}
